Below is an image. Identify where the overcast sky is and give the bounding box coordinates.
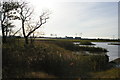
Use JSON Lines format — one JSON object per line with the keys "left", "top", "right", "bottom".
{"left": 1, "top": 0, "right": 119, "bottom": 39}
{"left": 27, "top": 0, "right": 118, "bottom": 39}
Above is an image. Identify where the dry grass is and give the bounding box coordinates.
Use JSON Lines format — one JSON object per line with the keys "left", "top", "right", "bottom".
{"left": 90, "top": 68, "right": 120, "bottom": 78}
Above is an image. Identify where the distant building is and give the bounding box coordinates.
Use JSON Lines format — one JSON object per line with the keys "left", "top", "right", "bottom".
{"left": 75, "top": 37, "right": 81, "bottom": 39}
{"left": 65, "top": 36, "right": 73, "bottom": 39}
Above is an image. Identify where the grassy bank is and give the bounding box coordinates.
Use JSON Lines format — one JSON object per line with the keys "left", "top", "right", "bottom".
{"left": 90, "top": 68, "right": 120, "bottom": 78}
{"left": 42, "top": 40, "right": 108, "bottom": 52}
{"left": 79, "top": 41, "right": 95, "bottom": 45}
{"left": 3, "top": 38, "right": 110, "bottom": 78}
{"left": 35, "top": 38, "right": 120, "bottom": 42}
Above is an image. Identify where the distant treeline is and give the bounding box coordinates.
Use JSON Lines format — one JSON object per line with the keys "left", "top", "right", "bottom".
{"left": 6, "top": 36, "right": 120, "bottom": 42}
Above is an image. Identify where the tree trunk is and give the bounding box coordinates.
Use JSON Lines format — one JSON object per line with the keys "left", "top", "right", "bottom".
{"left": 21, "top": 20, "right": 28, "bottom": 44}
{"left": 25, "top": 36, "right": 29, "bottom": 44}
{"left": 2, "top": 25, "right": 6, "bottom": 43}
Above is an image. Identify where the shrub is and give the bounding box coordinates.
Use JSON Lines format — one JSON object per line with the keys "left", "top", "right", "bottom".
{"left": 80, "top": 41, "right": 95, "bottom": 45}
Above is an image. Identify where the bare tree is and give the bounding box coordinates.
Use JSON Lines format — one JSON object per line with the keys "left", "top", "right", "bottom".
{"left": 1, "top": 1, "right": 50, "bottom": 44}
{"left": 1, "top": 1, "right": 20, "bottom": 43}
{"left": 18, "top": 2, "right": 34, "bottom": 44}
{"left": 3, "top": 22, "right": 14, "bottom": 37}
{"left": 26, "top": 11, "right": 49, "bottom": 44}
{"left": 19, "top": 2, "right": 49, "bottom": 44}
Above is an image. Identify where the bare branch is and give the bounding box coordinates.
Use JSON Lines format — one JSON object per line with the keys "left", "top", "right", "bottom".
{"left": 24, "top": 7, "right": 30, "bottom": 17}
{"left": 25, "top": 9, "right": 33, "bottom": 19}
{"left": 42, "top": 17, "right": 49, "bottom": 24}
{"left": 26, "top": 23, "right": 42, "bottom": 37}
{"left": 26, "top": 11, "right": 50, "bottom": 37}
{"left": 12, "top": 28, "right": 21, "bottom": 36}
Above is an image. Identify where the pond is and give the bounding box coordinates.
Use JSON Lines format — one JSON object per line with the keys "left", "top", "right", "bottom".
{"left": 74, "top": 42, "right": 120, "bottom": 61}
{"left": 92, "top": 42, "right": 120, "bottom": 61}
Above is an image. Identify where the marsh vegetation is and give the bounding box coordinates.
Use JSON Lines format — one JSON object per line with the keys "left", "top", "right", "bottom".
{"left": 1, "top": 1, "right": 120, "bottom": 79}
{"left": 3, "top": 38, "right": 120, "bottom": 78}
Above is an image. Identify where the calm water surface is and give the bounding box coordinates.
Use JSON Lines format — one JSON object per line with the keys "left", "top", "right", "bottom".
{"left": 92, "top": 42, "right": 120, "bottom": 61}
{"left": 74, "top": 42, "right": 120, "bottom": 61}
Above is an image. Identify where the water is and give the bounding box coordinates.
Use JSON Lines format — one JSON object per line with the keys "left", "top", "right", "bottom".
{"left": 74, "top": 42, "right": 120, "bottom": 61}
{"left": 92, "top": 42, "right": 120, "bottom": 61}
